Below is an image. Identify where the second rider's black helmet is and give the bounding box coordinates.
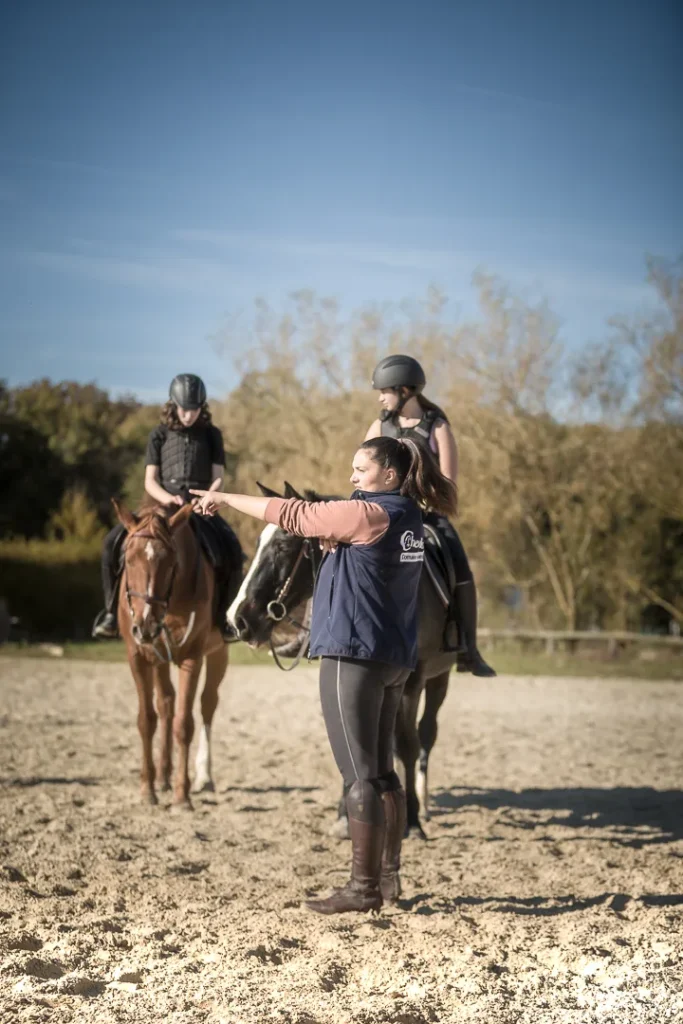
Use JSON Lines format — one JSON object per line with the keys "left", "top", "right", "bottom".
{"left": 371, "top": 355, "right": 426, "bottom": 392}
{"left": 169, "top": 373, "right": 207, "bottom": 410}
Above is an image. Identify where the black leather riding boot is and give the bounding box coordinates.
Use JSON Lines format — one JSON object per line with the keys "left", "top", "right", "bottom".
{"left": 380, "top": 786, "right": 407, "bottom": 903}
{"left": 306, "top": 781, "right": 384, "bottom": 915}
{"left": 92, "top": 525, "right": 126, "bottom": 639}
{"left": 442, "top": 600, "right": 466, "bottom": 654}
{"left": 452, "top": 580, "right": 497, "bottom": 677}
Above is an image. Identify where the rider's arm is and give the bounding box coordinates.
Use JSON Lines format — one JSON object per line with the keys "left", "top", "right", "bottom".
{"left": 433, "top": 420, "right": 458, "bottom": 484}
{"left": 209, "top": 427, "right": 225, "bottom": 491}
{"left": 144, "top": 465, "right": 183, "bottom": 505}
{"left": 364, "top": 418, "right": 383, "bottom": 441}
{"left": 144, "top": 427, "right": 182, "bottom": 504}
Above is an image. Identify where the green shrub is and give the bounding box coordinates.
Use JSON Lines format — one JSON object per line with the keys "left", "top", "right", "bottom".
{"left": 0, "top": 538, "right": 102, "bottom": 640}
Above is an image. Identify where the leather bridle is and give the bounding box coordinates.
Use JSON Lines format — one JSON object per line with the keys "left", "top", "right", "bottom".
{"left": 264, "top": 536, "right": 321, "bottom": 671}
{"left": 123, "top": 528, "right": 186, "bottom": 660}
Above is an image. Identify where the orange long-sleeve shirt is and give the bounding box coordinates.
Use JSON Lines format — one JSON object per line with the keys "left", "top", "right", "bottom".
{"left": 264, "top": 497, "right": 390, "bottom": 546}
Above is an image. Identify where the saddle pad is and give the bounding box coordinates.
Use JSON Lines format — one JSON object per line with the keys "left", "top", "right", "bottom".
{"left": 423, "top": 523, "right": 455, "bottom": 609}
{"left": 190, "top": 513, "right": 231, "bottom": 570}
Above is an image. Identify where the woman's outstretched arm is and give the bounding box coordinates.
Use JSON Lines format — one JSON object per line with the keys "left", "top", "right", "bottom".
{"left": 190, "top": 490, "right": 389, "bottom": 545}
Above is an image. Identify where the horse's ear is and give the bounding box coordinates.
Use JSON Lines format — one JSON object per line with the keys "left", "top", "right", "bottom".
{"left": 283, "top": 481, "right": 303, "bottom": 500}
{"left": 257, "top": 481, "right": 282, "bottom": 499}
{"left": 112, "top": 498, "right": 139, "bottom": 532}
{"left": 168, "top": 503, "right": 194, "bottom": 532}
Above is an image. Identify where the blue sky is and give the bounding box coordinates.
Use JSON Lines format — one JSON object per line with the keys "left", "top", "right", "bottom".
{"left": 1, "top": 0, "right": 681, "bottom": 404}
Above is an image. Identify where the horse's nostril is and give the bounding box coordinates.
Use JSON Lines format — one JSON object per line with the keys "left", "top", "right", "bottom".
{"left": 236, "top": 615, "right": 251, "bottom": 639}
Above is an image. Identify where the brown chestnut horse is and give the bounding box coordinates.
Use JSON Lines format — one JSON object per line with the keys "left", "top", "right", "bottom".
{"left": 113, "top": 499, "right": 233, "bottom": 809}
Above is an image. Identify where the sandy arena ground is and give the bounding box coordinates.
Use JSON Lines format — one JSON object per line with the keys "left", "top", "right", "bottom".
{"left": 0, "top": 658, "right": 681, "bottom": 1024}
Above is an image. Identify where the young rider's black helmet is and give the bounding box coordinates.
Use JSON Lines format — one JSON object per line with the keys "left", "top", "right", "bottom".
{"left": 371, "top": 355, "right": 426, "bottom": 392}
{"left": 169, "top": 373, "right": 207, "bottom": 410}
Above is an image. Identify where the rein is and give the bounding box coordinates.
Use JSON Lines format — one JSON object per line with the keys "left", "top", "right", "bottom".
{"left": 266, "top": 537, "right": 320, "bottom": 672}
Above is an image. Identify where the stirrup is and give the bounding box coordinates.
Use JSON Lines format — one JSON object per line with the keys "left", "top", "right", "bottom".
{"left": 92, "top": 609, "right": 118, "bottom": 639}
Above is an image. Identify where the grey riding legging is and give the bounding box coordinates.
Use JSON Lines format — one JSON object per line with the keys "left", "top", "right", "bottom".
{"left": 319, "top": 655, "right": 410, "bottom": 795}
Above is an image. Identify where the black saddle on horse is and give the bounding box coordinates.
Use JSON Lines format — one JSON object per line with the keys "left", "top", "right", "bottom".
{"left": 189, "top": 512, "right": 242, "bottom": 575}
{"left": 422, "top": 523, "right": 457, "bottom": 608}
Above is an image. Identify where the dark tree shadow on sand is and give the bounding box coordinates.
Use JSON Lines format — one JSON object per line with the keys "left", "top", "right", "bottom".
{"left": 430, "top": 786, "right": 683, "bottom": 847}
{"left": 399, "top": 891, "right": 683, "bottom": 917}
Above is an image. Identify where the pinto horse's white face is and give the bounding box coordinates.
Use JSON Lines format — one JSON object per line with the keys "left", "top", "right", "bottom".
{"left": 227, "top": 522, "right": 312, "bottom": 646}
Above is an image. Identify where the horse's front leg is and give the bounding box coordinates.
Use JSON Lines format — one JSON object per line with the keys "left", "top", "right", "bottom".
{"left": 193, "top": 643, "right": 228, "bottom": 793}
{"left": 153, "top": 661, "right": 175, "bottom": 792}
{"left": 130, "top": 654, "right": 157, "bottom": 805}
{"left": 173, "top": 653, "right": 203, "bottom": 808}
{"left": 395, "top": 678, "right": 425, "bottom": 838}
{"left": 417, "top": 670, "right": 450, "bottom": 822}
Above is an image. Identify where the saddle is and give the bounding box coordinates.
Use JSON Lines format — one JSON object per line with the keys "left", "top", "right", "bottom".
{"left": 189, "top": 513, "right": 236, "bottom": 573}
{"left": 422, "top": 523, "right": 456, "bottom": 609}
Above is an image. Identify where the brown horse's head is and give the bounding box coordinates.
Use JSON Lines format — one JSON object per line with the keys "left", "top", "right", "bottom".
{"left": 113, "top": 500, "right": 193, "bottom": 645}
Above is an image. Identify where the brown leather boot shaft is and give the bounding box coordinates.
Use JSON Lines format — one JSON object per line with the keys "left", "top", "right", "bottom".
{"left": 306, "top": 815, "right": 384, "bottom": 915}
{"left": 380, "top": 788, "right": 406, "bottom": 903}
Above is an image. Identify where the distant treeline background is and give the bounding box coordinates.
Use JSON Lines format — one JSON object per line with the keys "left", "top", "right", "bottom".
{"left": 1, "top": 257, "right": 681, "bottom": 640}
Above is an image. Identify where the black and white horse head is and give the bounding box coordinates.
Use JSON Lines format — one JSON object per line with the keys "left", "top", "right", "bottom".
{"left": 227, "top": 482, "right": 320, "bottom": 646}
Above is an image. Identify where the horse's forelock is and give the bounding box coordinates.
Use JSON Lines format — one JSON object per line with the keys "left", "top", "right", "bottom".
{"left": 127, "top": 506, "right": 174, "bottom": 546}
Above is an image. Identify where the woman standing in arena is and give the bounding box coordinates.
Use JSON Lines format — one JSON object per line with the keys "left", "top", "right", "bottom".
{"left": 191, "top": 435, "right": 457, "bottom": 914}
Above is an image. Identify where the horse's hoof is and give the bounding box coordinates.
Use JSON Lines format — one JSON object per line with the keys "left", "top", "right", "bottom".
{"left": 159, "top": 781, "right": 172, "bottom": 793}
{"left": 405, "top": 823, "right": 427, "bottom": 841}
{"left": 191, "top": 779, "right": 215, "bottom": 794}
{"left": 171, "top": 798, "right": 193, "bottom": 813}
{"left": 141, "top": 790, "right": 158, "bottom": 806}
{"left": 328, "top": 816, "right": 350, "bottom": 840}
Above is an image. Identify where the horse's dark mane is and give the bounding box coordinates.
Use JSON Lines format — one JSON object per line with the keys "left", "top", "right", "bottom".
{"left": 302, "top": 489, "right": 340, "bottom": 503}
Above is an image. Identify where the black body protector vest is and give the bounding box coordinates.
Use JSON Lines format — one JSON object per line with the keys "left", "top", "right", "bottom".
{"left": 380, "top": 408, "right": 438, "bottom": 448}
{"left": 159, "top": 426, "right": 214, "bottom": 497}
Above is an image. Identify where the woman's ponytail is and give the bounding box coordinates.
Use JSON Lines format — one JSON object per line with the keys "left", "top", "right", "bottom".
{"left": 360, "top": 437, "right": 458, "bottom": 517}
{"left": 397, "top": 438, "right": 458, "bottom": 516}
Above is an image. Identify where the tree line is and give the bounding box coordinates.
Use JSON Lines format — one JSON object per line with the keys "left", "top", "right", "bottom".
{"left": 1, "top": 256, "right": 681, "bottom": 635}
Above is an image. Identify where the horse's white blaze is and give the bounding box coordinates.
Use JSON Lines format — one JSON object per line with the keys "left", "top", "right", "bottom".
{"left": 227, "top": 522, "right": 279, "bottom": 629}
{"left": 144, "top": 540, "right": 155, "bottom": 561}
{"left": 194, "top": 723, "right": 212, "bottom": 788}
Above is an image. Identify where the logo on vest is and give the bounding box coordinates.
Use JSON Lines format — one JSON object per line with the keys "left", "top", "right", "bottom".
{"left": 400, "top": 530, "right": 424, "bottom": 563}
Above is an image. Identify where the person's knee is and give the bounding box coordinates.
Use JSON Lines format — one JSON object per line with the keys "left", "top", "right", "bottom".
{"left": 346, "top": 779, "right": 384, "bottom": 823}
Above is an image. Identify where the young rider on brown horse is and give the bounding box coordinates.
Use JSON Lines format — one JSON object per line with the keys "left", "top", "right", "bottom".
{"left": 191, "top": 436, "right": 455, "bottom": 914}
{"left": 366, "top": 355, "right": 496, "bottom": 677}
{"left": 93, "top": 373, "right": 242, "bottom": 642}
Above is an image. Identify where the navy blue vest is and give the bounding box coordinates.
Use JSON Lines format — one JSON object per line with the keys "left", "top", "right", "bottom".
{"left": 309, "top": 490, "right": 424, "bottom": 669}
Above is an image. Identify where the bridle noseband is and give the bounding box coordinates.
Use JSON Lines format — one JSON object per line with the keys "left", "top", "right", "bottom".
{"left": 264, "top": 537, "right": 321, "bottom": 671}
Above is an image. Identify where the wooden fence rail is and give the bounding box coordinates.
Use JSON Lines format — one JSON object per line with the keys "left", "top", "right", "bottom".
{"left": 478, "top": 628, "right": 683, "bottom": 657}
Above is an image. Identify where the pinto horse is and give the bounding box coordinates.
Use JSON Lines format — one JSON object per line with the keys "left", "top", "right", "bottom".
{"left": 113, "top": 499, "right": 235, "bottom": 808}
{"left": 228, "top": 483, "right": 457, "bottom": 837}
